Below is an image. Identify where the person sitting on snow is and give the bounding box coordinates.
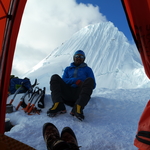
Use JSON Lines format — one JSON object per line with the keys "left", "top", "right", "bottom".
{"left": 47, "top": 50, "right": 96, "bottom": 121}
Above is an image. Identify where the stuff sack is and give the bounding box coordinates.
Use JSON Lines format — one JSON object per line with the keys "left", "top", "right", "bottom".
{"left": 8, "top": 77, "right": 32, "bottom": 95}
{"left": 134, "top": 100, "right": 150, "bottom": 150}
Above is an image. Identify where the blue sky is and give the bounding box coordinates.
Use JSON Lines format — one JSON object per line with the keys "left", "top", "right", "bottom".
{"left": 76, "top": 0, "right": 133, "bottom": 42}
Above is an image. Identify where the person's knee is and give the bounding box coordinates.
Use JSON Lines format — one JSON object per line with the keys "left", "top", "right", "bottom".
{"left": 85, "top": 77, "right": 94, "bottom": 84}
{"left": 50, "top": 74, "right": 61, "bottom": 84}
{"left": 82, "top": 78, "right": 94, "bottom": 89}
{"left": 50, "top": 74, "right": 60, "bottom": 80}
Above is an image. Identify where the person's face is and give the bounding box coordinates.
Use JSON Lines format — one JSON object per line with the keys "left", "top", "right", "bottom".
{"left": 74, "top": 54, "right": 85, "bottom": 65}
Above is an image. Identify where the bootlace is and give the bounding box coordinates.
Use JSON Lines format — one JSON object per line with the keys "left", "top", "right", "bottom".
{"left": 62, "top": 134, "right": 77, "bottom": 145}
{"left": 45, "top": 129, "right": 59, "bottom": 145}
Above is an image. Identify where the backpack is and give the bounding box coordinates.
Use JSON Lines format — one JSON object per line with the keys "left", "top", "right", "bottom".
{"left": 8, "top": 76, "right": 33, "bottom": 95}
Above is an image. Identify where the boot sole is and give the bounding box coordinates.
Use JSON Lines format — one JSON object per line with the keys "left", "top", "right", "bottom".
{"left": 48, "top": 110, "right": 67, "bottom": 117}
{"left": 70, "top": 111, "right": 74, "bottom": 116}
{"left": 70, "top": 112, "right": 84, "bottom": 121}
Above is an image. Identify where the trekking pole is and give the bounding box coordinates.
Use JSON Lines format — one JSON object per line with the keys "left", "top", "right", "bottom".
{"left": 9, "top": 86, "right": 24, "bottom": 104}
{"left": 16, "top": 79, "right": 39, "bottom": 110}
{"left": 27, "top": 88, "right": 45, "bottom": 115}
{"left": 23, "top": 87, "right": 40, "bottom": 113}
{"left": 32, "top": 79, "right": 39, "bottom": 87}
{"left": 23, "top": 92, "right": 36, "bottom": 113}
{"left": 16, "top": 90, "right": 30, "bottom": 110}
{"left": 28, "top": 89, "right": 43, "bottom": 115}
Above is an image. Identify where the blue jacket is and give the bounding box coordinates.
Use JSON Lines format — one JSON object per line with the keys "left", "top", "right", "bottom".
{"left": 62, "top": 62, "right": 96, "bottom": 89}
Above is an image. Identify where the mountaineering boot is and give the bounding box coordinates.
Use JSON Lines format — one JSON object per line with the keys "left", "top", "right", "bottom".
{"left": 61, "top": 127, "right": 80, "bottom": 150}
{"left": 43, "top": 122, "right": 60, "bottom": 150}
{"left": 70, "top": 104, "right": 84, "bottom": 121}
{"left": 47, "top": 102, "right": 66, "bottom": 117}
{"left": 43, "top": 122, "right": 69, "bottom": 150}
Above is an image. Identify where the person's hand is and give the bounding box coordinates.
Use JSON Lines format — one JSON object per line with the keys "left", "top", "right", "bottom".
{"left": 76, "top": 80, "right": 83, "bottom": 86}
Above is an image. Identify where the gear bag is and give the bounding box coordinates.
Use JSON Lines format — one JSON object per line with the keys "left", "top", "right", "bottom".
{"left": 134, "top": 100, "right": 150, "bottom": 150}
{"left": 8, "top": 76, "right": 32, "bottom": 95}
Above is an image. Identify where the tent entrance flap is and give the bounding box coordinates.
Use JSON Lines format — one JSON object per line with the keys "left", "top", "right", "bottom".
{"left": 121, "top": 0, "right": 150, "bottom": 79}
{"left": 121, "top": 0, "right": 150, "bottom": 150}
{"left": 0, "top": 0, "right": 27, "bottom": 134}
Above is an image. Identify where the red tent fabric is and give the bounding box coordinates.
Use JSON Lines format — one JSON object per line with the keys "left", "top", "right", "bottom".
{"left": 0, "top": 0, "right": 27, "bottom": 134}
{"left": 121, "top": 0, "right": 150, "bottom": 149}
{"left": 121, "top": 0, "right": 150, "bottom": 79}
{"left": 134, "top": 100, "right": 150, "bottom": 150}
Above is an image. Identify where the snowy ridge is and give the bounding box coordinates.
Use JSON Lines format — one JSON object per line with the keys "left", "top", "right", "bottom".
{"left": 6, "top": 22, "right": 150, "bottom": 150}
{"left": 24, "top": 22, "right": 150, "bottom": 89}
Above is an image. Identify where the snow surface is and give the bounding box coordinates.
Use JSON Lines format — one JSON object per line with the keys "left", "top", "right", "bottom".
{"left": 6, "top": 22, "right": 150, "bottom": 150}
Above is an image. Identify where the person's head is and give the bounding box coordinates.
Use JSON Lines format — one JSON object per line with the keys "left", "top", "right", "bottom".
{"left": 73, "top": 50, "right": 85, "bottom": 65}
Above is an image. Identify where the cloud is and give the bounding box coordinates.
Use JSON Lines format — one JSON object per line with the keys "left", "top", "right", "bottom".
{"left": 12, "top": 0, "right": 107, "bottom": 77}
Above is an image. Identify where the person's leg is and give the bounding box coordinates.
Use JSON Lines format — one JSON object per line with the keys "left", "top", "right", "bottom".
{"left": 62, "top": 87, "right": 80, "bottom": 107}
{"left": 47, "top": 74, "right": 68, "bottom": 116}
{"left": 70, "top": 78, "right": 94, "bottom": 120}
{"left": 76, "top": 77, "right": 94, "bottom": 107}
{"left": 50, "top": 74, "right": 68, "bottom": 103}
{"left": 47, "top": 74, "right": 78, "bottom": 116}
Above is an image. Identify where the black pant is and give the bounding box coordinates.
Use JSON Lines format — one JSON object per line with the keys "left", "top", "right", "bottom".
{"left": 50, "top": 74, "right": 94, "bottom": 108}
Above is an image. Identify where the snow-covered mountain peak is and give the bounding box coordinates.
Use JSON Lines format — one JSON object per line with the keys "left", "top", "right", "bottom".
{"left": 24, "top": 22, "right": 150, "bottom": 89}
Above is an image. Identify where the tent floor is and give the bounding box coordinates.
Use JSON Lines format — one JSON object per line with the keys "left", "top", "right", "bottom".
{"left": 0, "top": 133, "right": 35, "bottom": 150}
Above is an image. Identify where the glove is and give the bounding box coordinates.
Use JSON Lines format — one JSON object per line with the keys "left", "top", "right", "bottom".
{"left": 75, "top": 80, "right": 83, "bottom": 86}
